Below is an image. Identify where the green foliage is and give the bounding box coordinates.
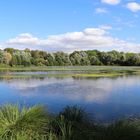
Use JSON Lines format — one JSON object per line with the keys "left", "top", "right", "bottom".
{"left": 0, "top": 50, "right": 4, "bottom": 63}
{"left": 90, "top": 56, "right": 102, "bottom": 65}
{"left": 0, "top": 105, "right": 139, "bottom": 140}
{"left": 0, "top": 104, "right": 49, "bottom": 140}
{"left": 126, "top": 54, "right": 140, "bottom": 66}
{"left": 94, "top": 120, "right": 140, "bottom": 140}
{"left": 57, "top": 106, "right": 90, "bottom": 140}
{"left": 54, "top": 52, "right": 71, "bottom": 66}
{"left": 70, "top": 51, "right": 90, "bottom": 65}
{"left": 59, "top": 106, "right": 86, "bottom": 123}
{"left": 1, "top": 48, "right": 140, "bottom": 66}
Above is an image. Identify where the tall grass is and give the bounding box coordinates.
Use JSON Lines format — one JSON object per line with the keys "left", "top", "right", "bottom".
{"left": 94, "top": 120, "right": 140, "bottom": 140}
{"left": 0, "top": 104, "right": 49, "bottom": 140}
{"left": 0, "top": 104, "right": 139, "bottom": 140}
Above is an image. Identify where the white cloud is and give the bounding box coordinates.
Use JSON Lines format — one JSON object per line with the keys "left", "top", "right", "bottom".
{"left": 0, "top": 27, "right": 140, "bottom": 52}
{"left": 99, "top": 25, "right": 112, "bottom": 30}
{"left": 84, "top": 28, "right": 106, "bottom": 35}
{"left": 7, "top": 33, "right": 40, "bottom": 45}
{"left": 101, "top": 0, "right": 120, "bottom": 5}
{"left": 95, "top": 8, "right": 108, "bottom": 14}
{"left": 126, "top": 2, "right": 140, "bottom": 12}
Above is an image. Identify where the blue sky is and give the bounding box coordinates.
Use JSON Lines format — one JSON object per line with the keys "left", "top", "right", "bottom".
{"left": 0, "top": 0, "right": 140, "bottom": 52}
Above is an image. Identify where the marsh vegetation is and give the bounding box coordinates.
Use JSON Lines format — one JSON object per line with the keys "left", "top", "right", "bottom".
{"left": 0, "top": 104, "right": 139, "bottom": 140}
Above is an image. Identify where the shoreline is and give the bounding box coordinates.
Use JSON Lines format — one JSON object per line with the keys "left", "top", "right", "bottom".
{"left": 0, "top": 66, "right": 140, "bottom": 78}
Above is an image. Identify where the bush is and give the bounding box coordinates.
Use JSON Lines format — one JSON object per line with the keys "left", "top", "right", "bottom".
{"left": 0, "top": 105, "right": 140, "bottom": 140}
{"left": 0, "top": 104, "right": 49, "bottom": 140}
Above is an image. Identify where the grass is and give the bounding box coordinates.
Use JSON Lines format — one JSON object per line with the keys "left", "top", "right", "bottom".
{"left": 0, "top": 72, "right": 124, "bottom": 79}
{"left": 0, "top": 104, "right": 139, "bottom": 140}
{"left": 0, "top": 105, "right": 49, "bottom": 140}
{"left": 1, "top": 65, "right": 140, "bottom": 71}
{"left": 72, "top": 73, "right": 123, "bottom": 78}
{"left": 1, "top": 66, "right": 140, "bottom": 79}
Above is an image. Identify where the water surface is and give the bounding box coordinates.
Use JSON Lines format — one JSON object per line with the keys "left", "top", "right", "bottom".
{"left": 0, "top": 72, "right": 140, "bottom": 122}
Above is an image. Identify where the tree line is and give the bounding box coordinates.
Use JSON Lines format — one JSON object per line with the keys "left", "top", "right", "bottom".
{"left": 0, "top": 48, "right": 140, "bottom": 66}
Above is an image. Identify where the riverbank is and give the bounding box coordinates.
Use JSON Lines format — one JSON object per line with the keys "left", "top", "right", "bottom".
{"left": 0, "top": 66, "right": 140, "bottom": 78}
{"left": 0, "top": 104, "right": 140, "bottom": 140}
{"left": 0, "top": 65, "right": 140, "bottom": 71}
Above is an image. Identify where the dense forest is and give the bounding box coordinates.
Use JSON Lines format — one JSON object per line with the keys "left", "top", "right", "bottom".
{"left": 0, "top": 48, "right": 140, "bottom": 66}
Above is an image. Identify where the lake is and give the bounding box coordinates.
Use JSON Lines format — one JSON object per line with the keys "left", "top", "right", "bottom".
{"left": 0, "top": 71, "right": 140, "bottom": 122}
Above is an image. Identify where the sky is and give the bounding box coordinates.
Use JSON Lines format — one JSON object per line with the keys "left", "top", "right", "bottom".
{"left": 0, "top": 0, "right": 140, "bottom": 52}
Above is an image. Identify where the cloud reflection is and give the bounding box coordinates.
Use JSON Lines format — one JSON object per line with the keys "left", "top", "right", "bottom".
{"left": 5, "top": 76, "right": 140, "bottom": 103}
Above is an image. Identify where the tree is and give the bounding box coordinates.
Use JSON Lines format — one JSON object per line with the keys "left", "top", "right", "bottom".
{"left": 54, "top": 52, "right": 71, "bottom": 66}
{"left": 44, "top": 53, "right": 55, "bottom": 66}
{"left": 3, "top": 52, "right": 12, "bottom": 65}
{"left": 4, "top": 48, "right": 14, "bottom": 54}
{"left": 20, "top": 51, "right": 31, "bottom": 66}
{"left": 86, "top": 50, "right": 102, "bottom": 65}
{"left": 69, "top": 51, "right": 90, "bottom": 65}
{"left": 90, "top": 56, "right": 102, "bottom": 65}
{"left": 31, "top": 50, "right": 40, "bottom": 59}
{"left": 0, "top": 50, "right": 4, "bottom": 64}
{"left": 34, "top": 58, "right": 47, "bottom": 66}
{"left": 126, "top": 54, "right": 140, "bottom": 66}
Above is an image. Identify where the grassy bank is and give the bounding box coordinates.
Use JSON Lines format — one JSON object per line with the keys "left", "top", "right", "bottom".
{"left": 0, "top": 66, "right": 140, "bottom": 79}
{"left": 0, "top": 65, "right": 140, "bottom": 72}
{"left": 0, "top": 104, "right": 140, "bottom": 140}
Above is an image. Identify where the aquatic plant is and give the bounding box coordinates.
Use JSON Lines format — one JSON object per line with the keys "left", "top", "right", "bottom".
{"left": 0, "top": 105, "right": 139, "bottom": 140}
{"left": 0, "top": 104, "right": 49, "bottom": 140}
